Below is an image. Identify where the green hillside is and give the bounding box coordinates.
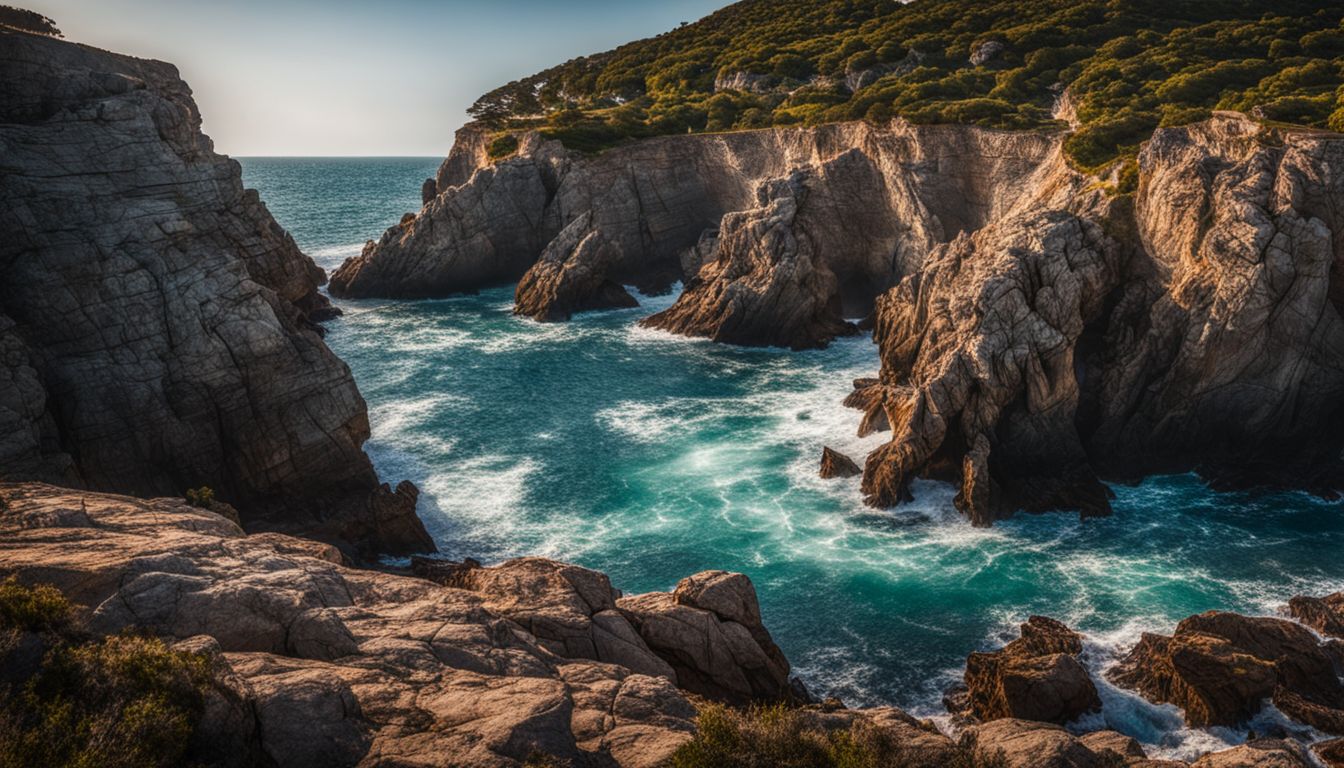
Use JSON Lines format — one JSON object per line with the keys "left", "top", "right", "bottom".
{"left": 469, "top": 0, "right": 1344, "bottom": 168}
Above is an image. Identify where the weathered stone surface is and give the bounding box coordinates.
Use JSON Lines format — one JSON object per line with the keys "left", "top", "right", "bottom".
{"left": 961, "top": 719, "right": 1111, "bottom": 768}
{"left": 953, "top": 616, "right": 1101, "bottom": 724}
{"left": 618, "top": 570, "right": 792, "bottom": 704}
{"left": 0, "top": 28, "right": 430, "bottom": 557}
{"left": 1109, "top": 611, "right": 1344, "bottom": 731}
{"left": 819, "top": 446, "right": 862, "bottom": 478}
{"left": 514, "top": 211, "right": 638, "bottom": 322}
{"left": 0, "top": 482, "right": 699, "bottom": 767}
{"left": 1314, "top": 737, "right": 1344, "bottom": 768}
{"left": 642, "top": 173, "right": 859, "bottom": 349}
{"left": 1287, "top": 592, "right": 1344, "bottom": 639}
{"left": 1189, "top": 739, "right": 1312, "bottom": 768}
{"left": 862, "top": 211, "right": 1120, "bottom": 524}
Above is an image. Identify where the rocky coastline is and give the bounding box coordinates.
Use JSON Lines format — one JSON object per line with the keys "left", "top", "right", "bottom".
{"left": 4, "top": 482, "right": 1344, "bottom": 767}
{"left": 334, "top": 108, "right": 1344, "bottom": 528}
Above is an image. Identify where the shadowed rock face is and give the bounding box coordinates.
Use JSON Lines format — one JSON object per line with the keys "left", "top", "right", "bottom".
{"left": 949, "top": 616, "right": 1101, "bottom": 725}
{"left": 513, "top": 211, "right": 638, "bottom": 322}
{"left": 0, "top": 29, "right": 431, "bottom": 557}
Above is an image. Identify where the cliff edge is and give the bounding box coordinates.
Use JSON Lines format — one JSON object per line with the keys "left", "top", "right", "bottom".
{"left": 0, "top": 28, "right": 432, "bottom": 557}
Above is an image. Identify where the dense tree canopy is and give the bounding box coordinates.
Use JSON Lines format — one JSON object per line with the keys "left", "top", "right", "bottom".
{"left": 468, "top": 0, "right": 1344, "bottom": 166}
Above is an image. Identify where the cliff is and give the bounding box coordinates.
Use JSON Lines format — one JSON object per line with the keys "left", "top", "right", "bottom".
{"left": 334, "top": 112, "right": 1344, "bottom": 524}
{"left": 0, "top": 28, "right": 431, "bottom": 557}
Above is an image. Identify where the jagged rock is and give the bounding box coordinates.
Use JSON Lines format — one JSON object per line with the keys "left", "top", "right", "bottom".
{"left": 953, "top": 616, "right": 1101, "bottom": 724}
{"left": 0, "top": 482, "right": 700, "bottom": 767}
{"left": 1287, "top": 592, "right": 1344, "bottom": 638}
{"left": 820, "top": 446, "right": 862, "bottom": 479}
{"left": 862, "top": 211, "right": 1120, "bottom": 524}
{"left": 1078, "top": 731, "right": 1147, "bottom": 762}
{"left": 618, "top": 570, "right": 791, "bottom": 704}
{"left": 0, "top": 27, "right": 429, "bottom": 557}
{"left": 679, "top": 228, "right": 720, "bottom": 280}
{"left": 1109, "top": 611, "right": 1344, "bottom": 731}
{"left": 1190, "top": 739, "right": 1312, "bottom": 768}
{"left": 514, "top": 212, "right": 638, "bottom": 322}
{"left": 642, "top": 174, "right": 859, "bottom": 349}
{"left": 421, "top": 176, "right": 438, "bottom": 204}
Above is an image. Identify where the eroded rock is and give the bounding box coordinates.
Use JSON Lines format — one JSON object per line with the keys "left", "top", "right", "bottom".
{"left": 952, "top": 616, "right": 1101, "bottom": 724}
{"left": 820, "top": 447, "right": 862, "bottom": 479}
{"left": 514, "top": 212, "right": 638, "bottom": 322}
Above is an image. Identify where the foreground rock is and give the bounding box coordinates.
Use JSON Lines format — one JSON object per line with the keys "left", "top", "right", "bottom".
{"left": 0, "top": 483, "right": 829, "bottom": 767}
{"left": 948, "top": 616, "right": 1101, "bottom": 725}
{"left": 618, "top": 570, "right": 792, "bottom": 704}
{"left": 1109, "top": 610, "right": 1344, "bottom": 732}
{"left": 0, "top": 27, "right": 429, "bottom": 557}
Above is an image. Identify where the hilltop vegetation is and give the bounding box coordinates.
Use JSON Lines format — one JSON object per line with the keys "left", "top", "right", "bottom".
{"left": 469, "top": 0, "right": 1344, "bottom": 166}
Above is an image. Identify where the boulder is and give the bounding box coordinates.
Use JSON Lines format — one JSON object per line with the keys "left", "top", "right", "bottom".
{"left": 952, "top": 616, "right": 1101, "bottom": 724}
{"left": 1190, "top": 739, "right": 1312, "bottom": 768}
{"left": 421, "top": 176, "right": 438, "bottom": 204}
{"left": 1313, "top": 737, "right": 1344, "bottom": 767}
{"left": 961, "top": 719, "right": 1110, "bottom": 768}
{"left": 1109, "top": 611, "right": 1344, "bottom": 731}
{"left": 1287, "top": 592, "right": 1344, "bottom": 639}
{"left": 820, "top": 447, "right": 862, "bottom": 479}
{"left": 618, "top": 570, "right": 791, "bottom": 704}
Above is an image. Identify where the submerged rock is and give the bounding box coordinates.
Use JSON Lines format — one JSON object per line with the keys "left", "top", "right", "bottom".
{"left": 0, "top": 26, "right": 430, "bottom": 557}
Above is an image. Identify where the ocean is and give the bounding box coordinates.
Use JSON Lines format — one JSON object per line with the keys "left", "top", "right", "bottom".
{"left": 239, "top": 156, "right": 1344, "bottom": 759}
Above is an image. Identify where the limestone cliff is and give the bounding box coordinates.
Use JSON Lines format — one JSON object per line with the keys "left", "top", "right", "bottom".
{"left": 0, "top": 28, "right": 432, "bottom": 556}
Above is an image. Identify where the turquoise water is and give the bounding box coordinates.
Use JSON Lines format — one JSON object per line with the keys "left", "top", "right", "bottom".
{"left": 240, "top": 157, "right": 1344, "bottom": 758}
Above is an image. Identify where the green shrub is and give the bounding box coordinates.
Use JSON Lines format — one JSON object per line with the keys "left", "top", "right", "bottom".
{"left": 0, "top": 6, "right": 61, "bottom": 37}
{"left": 487, "top": 133, "right": 520, "bottom": 159}
{"left": 184, "top": 486, "right": 214, "bottom": 508}
{"left": 0, "top": 581, "right": 214, "bottom": 768}
{"left": 670, "top": 702, "right": 1007, "bottom": 768}
{"left": 458, "top": 0, "right": 1344, "bottom": 169}
{"left": 0, "top": 576, "right": 71, "bottom": 633}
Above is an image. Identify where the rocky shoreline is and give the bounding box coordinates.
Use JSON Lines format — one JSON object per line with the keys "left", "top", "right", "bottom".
{"left": 3, "top": 482, "right": 1343, "bottom": 767}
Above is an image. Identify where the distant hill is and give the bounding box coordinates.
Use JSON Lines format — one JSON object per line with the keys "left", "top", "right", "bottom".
{"left": 469, "top": 0, "right": 1344, "bottom": 167}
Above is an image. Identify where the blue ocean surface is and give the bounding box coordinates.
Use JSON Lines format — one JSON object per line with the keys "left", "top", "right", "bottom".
{"left": 239, "top": 156, "right": 1344, "bottom": 759}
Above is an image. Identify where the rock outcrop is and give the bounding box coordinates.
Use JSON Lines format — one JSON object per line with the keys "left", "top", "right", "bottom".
{"left": 0, "top": 483, "right": 814, "bottom": 767}
{"left": 948, "top": 616, "right": 1101, "bottom": 725}
{"left": 618, "top": 570, "right": 792, "bottom": 704}
{"left": 0, "top": 28, "right": 430, "bottom": 556}
{"left": 513, "top": 212, "right": 638, "bottom": 322}
{"left": 1109, "top": 611, "right": 1344, "bottom": 732}
{"left": 819, "top": 446, "right": 862, "bottom": 478}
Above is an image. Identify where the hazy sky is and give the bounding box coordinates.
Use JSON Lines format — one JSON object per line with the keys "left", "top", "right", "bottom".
{"left": 30, "top": 0, "right": 727, "bottom": 156}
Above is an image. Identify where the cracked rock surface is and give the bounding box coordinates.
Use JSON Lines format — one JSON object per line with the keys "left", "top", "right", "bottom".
{"left": 0, "top": 28, "right": 430, "bottom": 556}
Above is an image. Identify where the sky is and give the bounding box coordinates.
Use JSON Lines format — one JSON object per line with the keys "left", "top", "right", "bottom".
{"left": 29, "top": 0, "right": 727, "bottom": 156}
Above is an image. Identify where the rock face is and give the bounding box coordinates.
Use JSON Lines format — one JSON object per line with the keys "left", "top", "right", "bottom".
{"left": 0, "top": 28, "right": 430, "bottom": 556}
{"left": 513, "top": 212, "right": 638, "bottom": 322}
{"left": 618, "top": 570, "right": 792, "bottom": 704}
{"left": 1287, "top": 591, "right": 1344, "bottom": 639}
{"left": 332, "top": 119, "right": 1067, "bottom": 350}
{"left": 950, "top": 616, "right": 1101, "bottom": 725}
{"left": 0, "top": 483, "right": 823, "bottom": 767}
{"left": 1109, "top": 611, "right": 1344, "bottom": 731}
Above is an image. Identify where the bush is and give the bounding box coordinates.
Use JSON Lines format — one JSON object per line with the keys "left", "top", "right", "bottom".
{"left": 184, "top": 486, "right": 214, "bottom": 508}
{"left": 487, "top": 134, "right": 520, "bottom": 160}
{"left": 670, "top": 702, "right": 1006, "bottom": 768}
{"left": 0, "top": 577, "right": 71, "bottom": 633}
{"left": 0, "top": 580, "right": 214, "bottom": 768}
{"left": 0, "top": 5, "right": 61, "bottom": 36}
{"left": 454, "top": 0, "right": 1343, "bottom": 168}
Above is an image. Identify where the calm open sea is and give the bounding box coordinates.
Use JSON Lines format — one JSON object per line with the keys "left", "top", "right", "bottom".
{"left": 240, "top": 156, "right": 1344, "bottom": 759}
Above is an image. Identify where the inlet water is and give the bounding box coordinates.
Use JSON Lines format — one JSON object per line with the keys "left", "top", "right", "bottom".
{"left": 240, "top": 157, "right": 1344, "bottom": 759}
